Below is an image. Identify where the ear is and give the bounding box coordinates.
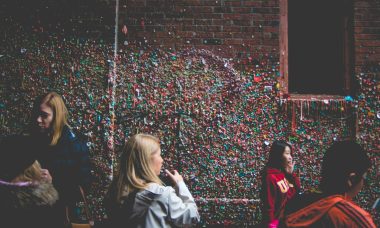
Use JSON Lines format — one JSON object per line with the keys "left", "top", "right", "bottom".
{"left": 347, "top": 172, "right": 359, "bottom": 187}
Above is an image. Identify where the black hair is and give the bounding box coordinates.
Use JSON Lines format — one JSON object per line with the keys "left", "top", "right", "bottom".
{"left": 266, "top": 140, "right": 293, "bottom": 171}
{"left": 260, "top": 140, "right": 296, "bottom": 222}
{"left": 320, "top": 140, "right": 371, "bottom": 195}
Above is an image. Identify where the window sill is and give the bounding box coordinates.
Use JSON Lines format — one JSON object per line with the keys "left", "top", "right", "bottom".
{"left": 281, "top": 94, "right": 348, "bottom": 101}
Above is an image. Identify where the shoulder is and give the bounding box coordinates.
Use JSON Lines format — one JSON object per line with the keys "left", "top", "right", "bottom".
{"left": 62, "top": 126, "right": 88, "bottom": 143}
{"left": 145, "top": 183, "right": 174, "bottom": 195}
{"left": 284, "top": 192, "right": 323, "bottom": 215}
{"left": 330, "top": 199, "right": 375, "bottom": 227}
{"left": 265, "top": 168, "right": 285, "bottom": 180}
{"left": 266, "top": 167, "right": 283, "bottom": 175}
{"left": 60, "top": 126, "right": 89, "bottom": 152}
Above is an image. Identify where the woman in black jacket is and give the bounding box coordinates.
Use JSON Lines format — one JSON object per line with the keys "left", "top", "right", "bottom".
{"left": 29, "top": 91, "right": 92, "bottom": 224}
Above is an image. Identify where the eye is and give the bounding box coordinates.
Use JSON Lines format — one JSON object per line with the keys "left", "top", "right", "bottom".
{"left": 40, "top": 112, "right": 50, "bottom": 118}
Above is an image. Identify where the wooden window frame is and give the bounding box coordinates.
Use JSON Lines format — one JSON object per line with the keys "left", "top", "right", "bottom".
{"left": 278, "top": 0, "right": 354, "bottom": 100}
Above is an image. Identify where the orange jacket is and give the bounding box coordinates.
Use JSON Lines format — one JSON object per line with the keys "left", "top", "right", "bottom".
{"left": 284, "top": 195, "right": 376, "bottom": 228}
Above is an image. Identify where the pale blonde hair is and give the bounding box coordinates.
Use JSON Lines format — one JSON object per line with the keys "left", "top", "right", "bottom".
{"left": 12, "top": 160, "right": 42, "bottom": 183}
{"left": 107, "top": 134, "right": 163, "bottom": 203}
{"left": 40, "top": 92, "right": 69, "bottom": 145}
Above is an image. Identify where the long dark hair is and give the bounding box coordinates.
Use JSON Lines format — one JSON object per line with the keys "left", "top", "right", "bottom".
{"left": 266, "top": 140, "right": 293, "bottom": 171}
{"left": 259, "top": 140, "right": 296, "bottom": 221}
{"left": 260, "top": 140, "right": 296, "bottom": 193}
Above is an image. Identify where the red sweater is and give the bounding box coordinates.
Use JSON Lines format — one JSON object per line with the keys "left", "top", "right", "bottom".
{"left": 262, "top": 167, "right": 300, "bottom": 227}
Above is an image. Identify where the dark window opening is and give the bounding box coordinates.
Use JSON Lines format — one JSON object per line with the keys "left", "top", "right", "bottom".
{"left": 280, "top": 0, "right": 354, "bottom": 96}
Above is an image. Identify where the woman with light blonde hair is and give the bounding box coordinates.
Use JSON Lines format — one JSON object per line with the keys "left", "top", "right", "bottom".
{"left": 29, "top": 91, "right": 91, "bottom": 224}
{"left": 105, "top": 133, "right": 200, "bottom": 228}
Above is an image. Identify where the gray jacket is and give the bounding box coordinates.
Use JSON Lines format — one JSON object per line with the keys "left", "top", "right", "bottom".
{"left": 110, "top": 181, "right": 200, "bottom": 228}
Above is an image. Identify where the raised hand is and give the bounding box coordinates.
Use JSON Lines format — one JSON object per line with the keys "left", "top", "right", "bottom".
{"left": 285, "top": 161, "right": 295, "bottom": 174}
{"left": 165, "top": 169, "right": 183, "bottom": 185}
{"left": 41, "top": 169, "right": 52, "bottom": 183}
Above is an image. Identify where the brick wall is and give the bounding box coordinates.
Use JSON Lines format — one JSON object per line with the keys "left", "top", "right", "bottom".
{"left": 1, "top": 0, "right": 379, "bottom": 226}
{"left": 120, "top": 0, "right": 280, "bottom": 57}
{"left": 354, "top": 0, "right": 380, "bottom": 64}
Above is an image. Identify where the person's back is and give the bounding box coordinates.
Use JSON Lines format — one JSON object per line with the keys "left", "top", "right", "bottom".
{"left": 108, "top": 182, "right": 199, "bottom": 228}
{"left": 282, "top": 140, "right": 376, "bottom": 228}
{"left": 283, "top": 191, "right": 375, "bottom": 227}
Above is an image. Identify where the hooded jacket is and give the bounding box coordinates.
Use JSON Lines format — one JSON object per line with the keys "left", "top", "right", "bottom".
{"left": 107, "top": 181, "right": 200, "bottom": 228}
{"left": 0, "top": 180, "right": 61, "bottom": 228}
{"left": 261, "top": 167, "right": 300, "bottom": 227}
{"left": 283, "top": 194, "right": 376, "bottom": 228}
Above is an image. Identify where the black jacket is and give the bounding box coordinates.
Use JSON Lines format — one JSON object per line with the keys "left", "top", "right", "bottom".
{"left": 0, "top": 180, "right": 62, "bottom": 228}
{"left": 34, "top": 125, "right": 92, "bottom": 205}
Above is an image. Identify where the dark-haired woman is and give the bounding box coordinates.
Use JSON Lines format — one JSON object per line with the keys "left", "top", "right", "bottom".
{"left": 260, "top": 140, "right": 300, "bottom": 228}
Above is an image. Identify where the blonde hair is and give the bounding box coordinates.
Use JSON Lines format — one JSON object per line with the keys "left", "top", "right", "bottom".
{"left": 12, "top": 160, "right": 42, "bottom": 183}
{"left": 108, "top": 134, "right": 163, "bottom": 203}
{"left": 40, "top": 92, "right": 69, "bottom": 145}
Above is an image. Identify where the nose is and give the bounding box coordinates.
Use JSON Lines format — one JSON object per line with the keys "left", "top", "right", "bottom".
{"left": 37, "top": 116, "right": 42, "bottom": 123}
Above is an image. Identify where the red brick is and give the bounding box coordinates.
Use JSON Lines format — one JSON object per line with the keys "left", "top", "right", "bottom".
{"left": 192, "top": 6, "right": 214, "bottom": 13}
{"left": 355, "top": 21, "right": 380, "bottom": 27}
{"left": 224, "top": 38, "right": 244, "bottom": 45}
{"left": 243, "top": 1, "right": 262, "bottom": 7}
{"left": 223, "top": 13, "right": 242, "bottom": 20}
{"left": 193, "top": 31, "right": 212, "bottom": 38}
{"left": 176, "top": 31, "right": 196, "bottom": 38}
{"left": 212, "top": 19, "right": 232, "bottom": 26}
{"left": 232, "top": 7, "right": 252, "bottom": 14}
{"left": 178, "top": 0, "right": 202, "bottom": 6}
{"left": 225, "top": 1, "right": 242, "bottom": 7}
{"left": 203, "top": 0, "right": 223, "bottom": 6}
{"left": 214, "top": 6, "right": 233, "bottom": 13}
{"left": 196, "top": 25, "right": 222, "bottom": 32}
{"left": 262, "top": 0, "right": 279, "bottom": 7}
{"left": 193, "top": 13, "right": 222, "bottom": 19}
{"left": 214, "top": 32, "right": 233, "bottom": 38}
{"left": 194, "top": 19, "right": 213, "bottom": 26}
{"left": 223, "top": 26, "right": 242, "bottom": 32}
{"left": 357, "top": 40, "right": 380, "bottom": 47}
{"left": 355, "top": 34, "right": 380, "bottom": 40}
{"left": 232, "top": 19, "right": 252, "bottom": 26}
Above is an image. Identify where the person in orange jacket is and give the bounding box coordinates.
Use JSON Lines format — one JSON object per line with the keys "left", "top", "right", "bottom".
{"left": 282, "top": 140, "right": 376, "bottom": 228}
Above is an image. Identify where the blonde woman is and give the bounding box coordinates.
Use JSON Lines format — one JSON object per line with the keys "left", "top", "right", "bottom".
{"left": 105, "top": 134, "right": 200, "bottom": 227}
{"left": 29, "top": 92, "right": 91, "bottom": 223}
{"left": 0, "top": 135, "right": 60, "bottom": 228}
